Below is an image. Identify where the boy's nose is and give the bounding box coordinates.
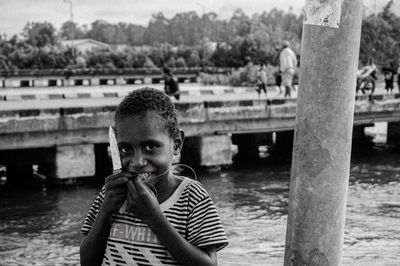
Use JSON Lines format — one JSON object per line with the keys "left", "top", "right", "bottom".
{"left": 128, "top": 153, "right": 147, "bottom": 169}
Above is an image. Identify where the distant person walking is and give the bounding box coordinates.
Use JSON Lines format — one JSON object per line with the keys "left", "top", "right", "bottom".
{"left": 279, "top": 40, "right": 298, "bottom": 98}
{"left": 163, "top": 67, "right": 180, "bottom": 100}
{"left": 273, "top": 45, "right": 283, "bottom": 95}
{"left": 397, "top": 43, "right": 400, "bottom": 91}
{"left": 256, "top": 64, "right": 268, "bottom": 99}
{"left": 383, "top": 64, "right": 396, "bottom": 94}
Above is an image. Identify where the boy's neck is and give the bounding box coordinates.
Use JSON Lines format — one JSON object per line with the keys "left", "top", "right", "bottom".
{"left": 155, "top": 174, "right": 183, "bottom": 204}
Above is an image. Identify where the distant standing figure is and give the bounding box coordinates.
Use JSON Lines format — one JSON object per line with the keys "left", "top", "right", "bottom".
{"left": 256, "top": 64, "right": 268, "bottom": 99}
{"left": 163, "top": 67, "right": 180, "bottom": 100}
{"left": 383, "top": 65, "right": 396, "bottom": 94}
{"left": 279, "top": 40, "right": 298, "bottom": 98}
{"left": 273, "top": 70, "right": 282, "bottom": 94}
{"left": 273, "top": 45, "right": 283, "bottom": 95}
{"left": 397, "top": 43, "right": 400, "bottom": 91}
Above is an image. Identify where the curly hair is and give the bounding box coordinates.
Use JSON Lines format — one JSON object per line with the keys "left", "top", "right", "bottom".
{"left": 115, "top": 87, "right": 179, "bottom": 138}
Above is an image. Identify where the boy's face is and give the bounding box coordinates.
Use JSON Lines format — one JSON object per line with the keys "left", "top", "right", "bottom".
{"left": 116, "top": 112, "right": 179, "bottom": 186}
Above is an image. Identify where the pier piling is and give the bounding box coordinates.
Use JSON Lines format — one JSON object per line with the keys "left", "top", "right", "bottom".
{"left": 284, "top": 1, "right": 363, "bottom": 265}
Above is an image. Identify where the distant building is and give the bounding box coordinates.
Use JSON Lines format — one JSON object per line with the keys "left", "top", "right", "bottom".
{"left": 109, "top": 44, "right": 132, "bottom": 52}
{"left": 61, "top": 39, "right": 110, "bottom": 54}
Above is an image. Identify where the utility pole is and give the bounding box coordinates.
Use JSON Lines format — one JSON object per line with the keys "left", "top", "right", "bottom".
{"left": 64, "top": 0, "right": 75, "bottom": 61}
{"left": 284, "top": 1, "right": 363, "bottom": 266}
{"left": 196, "top": 2, "right": 206, "bottom": 72}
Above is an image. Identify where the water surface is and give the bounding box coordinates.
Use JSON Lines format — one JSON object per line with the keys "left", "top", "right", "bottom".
{"left": 0, "top": 148, "right": 399, "bottom": 266}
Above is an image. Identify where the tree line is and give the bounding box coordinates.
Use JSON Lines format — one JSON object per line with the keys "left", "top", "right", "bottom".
{"left": 0, "top": 1, "right": 399, "bottom": 72}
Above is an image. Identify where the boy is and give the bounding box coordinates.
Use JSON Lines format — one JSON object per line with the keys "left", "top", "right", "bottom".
{"left": 80, "top": 88, "right": 228, "bottom": 266}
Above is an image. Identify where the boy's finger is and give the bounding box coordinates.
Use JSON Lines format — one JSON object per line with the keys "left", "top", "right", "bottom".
{"left": 105, "top": 172, "right": 132, "bottom": 183}
{"left": 106, "top": 177, "right": 129, "bottom": 189}
{"left": 112, "top": 187, "right": 127, "bottom": 195}
{"left": 127, "top": 184, "right": 134, "bottom": 202}
{"left": 132, "top": 176, "right": 152, "bottom": 194}
{"left": 127, "top": 180, "right": 138, "bottom": 194}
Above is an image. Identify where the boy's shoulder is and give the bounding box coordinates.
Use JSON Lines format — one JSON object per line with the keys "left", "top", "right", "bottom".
{"left": 180, "top": 177, "right": 209, "bottom": 197}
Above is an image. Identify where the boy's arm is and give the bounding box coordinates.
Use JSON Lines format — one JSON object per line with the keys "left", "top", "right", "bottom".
{"left": 80, "top": 208, "right": 113, "bottom": 266}
{"left": 127, "top": 180, "right": 219, "bottom": 266}
{"left": 80, "top": 174, "right": 130, "bottom": 266}
{"left": 147, "top": 210, "right": 218, "bottom": 266}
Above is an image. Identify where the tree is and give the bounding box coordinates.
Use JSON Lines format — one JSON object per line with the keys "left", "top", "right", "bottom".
{"left": 360, "top": 0, "right": 400, "bottom": 66}
{"left": 143, "top": 57, "right": 156, "bottom": 68}
{"left": 22, "top": 22, "right": 58, "bottom": 47}
{"left": 145, "top": 13, "right": 169, "bottom": 44}
{"left": 60, "top": 21, "right": 86, "bottom": 40}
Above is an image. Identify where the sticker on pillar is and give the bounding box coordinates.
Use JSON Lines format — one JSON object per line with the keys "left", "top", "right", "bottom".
{"left": 303, "top": 0, "right": 342, "bottom": 28}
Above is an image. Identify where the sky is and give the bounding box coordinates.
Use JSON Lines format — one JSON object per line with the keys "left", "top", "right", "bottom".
{"left": 0, "top": 0, "right": 398, "bottom": 37}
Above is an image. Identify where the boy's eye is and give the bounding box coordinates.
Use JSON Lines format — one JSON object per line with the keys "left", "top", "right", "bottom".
{"left": 144, "top": 144, "right": 158, "bottom": 152}
{"left": 119, "top": 146, "right": 133, "bottom": 155}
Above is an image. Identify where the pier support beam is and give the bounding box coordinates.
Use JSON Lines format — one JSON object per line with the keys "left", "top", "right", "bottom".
{"left": 284, "top": 1, "right": 363, "bottom": 265}
{"left": 387, "top": 122, "right": 400, "bottom": 147}
{"left": 181, "top": 135, "right": 232, "bottom": 168}
{"left": 48, "top": 144, "right": 96, "bottom": 181}
{"left": 4, "top": 79, "right": 17, "bottom": 87}
{"left": 116, "top": 77, "right": 126, "bottom": 85}
{"left": 144, "top": 77, "right": 152, "bottom": 84}
{"left": 64, "top": 79, "right": 74, "bottom": 86}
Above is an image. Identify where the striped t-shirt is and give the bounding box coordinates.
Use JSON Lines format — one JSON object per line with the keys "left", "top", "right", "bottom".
{"left": 81, "top": 177, "right": 228, "bottom": 265}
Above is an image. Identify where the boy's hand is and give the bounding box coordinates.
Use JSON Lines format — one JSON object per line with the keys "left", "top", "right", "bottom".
{"left": 126, "top": 178, "right": 161, "bottom": 224}
{"left": 101, "top": 171, "right": 131, "bottom": 215}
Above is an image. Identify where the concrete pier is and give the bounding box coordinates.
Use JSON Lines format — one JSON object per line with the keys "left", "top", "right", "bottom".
{"left": 181, "top": 135, "right": 233, "bottom": 168}
{"left": 53, "top": 144, "right": 96, "bottom": 180}
{"left": 0, "top": 83, "right": 399, "bottom": 182}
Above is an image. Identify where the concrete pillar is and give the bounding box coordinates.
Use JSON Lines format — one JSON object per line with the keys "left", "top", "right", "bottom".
{"left": 284, "top": 1, "right": 363, "bottom": 265}
{"left": 53, "top": 144, "right": 96, "bottom": 180}
{"left": 91, "top": 78, "right": 100, "bottom": 85}
{"left": 35, "top": 79, "right": 40, "bottom": 87}
{"left": 181, "top": 135, "right": 232, "bottom": 168}
{"left": 387, "top": 122, "right": 400, "bottom": 147}
{"left": 144, "top": 77, "right": 152, "bottom": 84}
{"left": 116, "top": 77, "right": 126, "bottom": 85}
{"left": 4, "top": 80, "right": 12, "bottom": 87}
{"left": 232, "top": 133, "right": 273, "bottom": 161}
{"left": 65, "top": 79, "right": 74, "bottom": 86}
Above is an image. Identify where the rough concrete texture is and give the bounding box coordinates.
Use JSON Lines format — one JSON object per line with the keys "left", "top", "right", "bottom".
{"left": 55, "top": 144, "right": 96, "bottom": 179}
{"left": 284, "top": 1, "right": 363, "bottom": 265}
{"left": 181, "top": 135, "right": 232, "bottom": 167}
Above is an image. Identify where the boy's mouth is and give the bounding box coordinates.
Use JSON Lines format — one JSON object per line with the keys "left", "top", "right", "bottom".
{"left": 133, "top": 172, "right": 151, "bottom": 184}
